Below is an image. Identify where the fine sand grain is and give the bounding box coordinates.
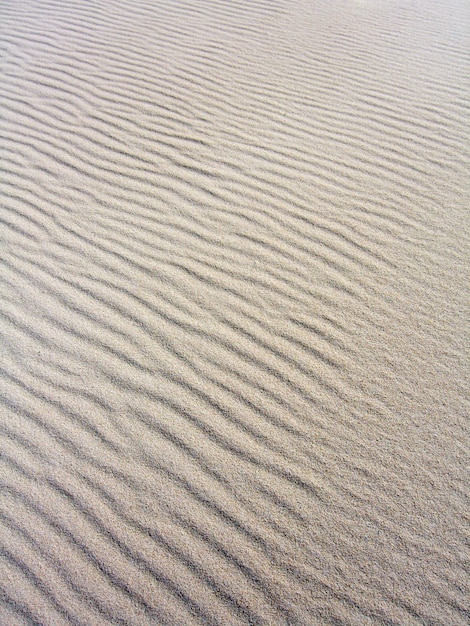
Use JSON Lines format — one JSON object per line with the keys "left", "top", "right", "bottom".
{"left": 1, "top": 1, "right": 469, "bottom": 624}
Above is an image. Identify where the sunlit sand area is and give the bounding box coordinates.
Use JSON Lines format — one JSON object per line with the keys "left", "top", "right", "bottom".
{"left": 1, "top": 0, "right": 469, "bottom": 624}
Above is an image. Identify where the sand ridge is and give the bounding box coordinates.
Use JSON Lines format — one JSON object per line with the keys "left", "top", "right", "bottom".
{"left": 1, "top": 0, "right": 469, "bottom": 624}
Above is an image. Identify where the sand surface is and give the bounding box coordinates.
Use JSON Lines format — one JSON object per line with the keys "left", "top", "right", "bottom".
{"left": 1, "top": 1, "right": 469, "bottom": 624}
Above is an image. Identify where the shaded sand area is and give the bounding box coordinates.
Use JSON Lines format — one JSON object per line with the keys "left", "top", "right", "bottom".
{"left": 1, "top": 0, "right": 469, "bottom": 624}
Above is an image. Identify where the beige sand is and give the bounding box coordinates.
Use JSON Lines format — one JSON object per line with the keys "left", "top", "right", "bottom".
{"left": 1, "top": 0, "right": 469, "bottom": 624}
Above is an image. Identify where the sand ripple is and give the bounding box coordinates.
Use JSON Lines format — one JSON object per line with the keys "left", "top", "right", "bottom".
{"left": 1, "top": 0, "right": 469, "bottom": 624}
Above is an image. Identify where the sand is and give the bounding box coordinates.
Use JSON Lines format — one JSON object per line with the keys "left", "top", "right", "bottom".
{"left": 1, "top": 0, "right": 469, "bottom": 624}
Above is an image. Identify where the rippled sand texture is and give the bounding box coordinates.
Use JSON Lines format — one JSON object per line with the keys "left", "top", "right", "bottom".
{"left": 1, "top": 0, "right": 469, "bottom": 624}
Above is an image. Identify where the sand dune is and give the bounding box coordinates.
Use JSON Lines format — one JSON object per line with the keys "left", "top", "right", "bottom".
{"left": 1, "top": 0, "right": 469, "bottom": 624}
